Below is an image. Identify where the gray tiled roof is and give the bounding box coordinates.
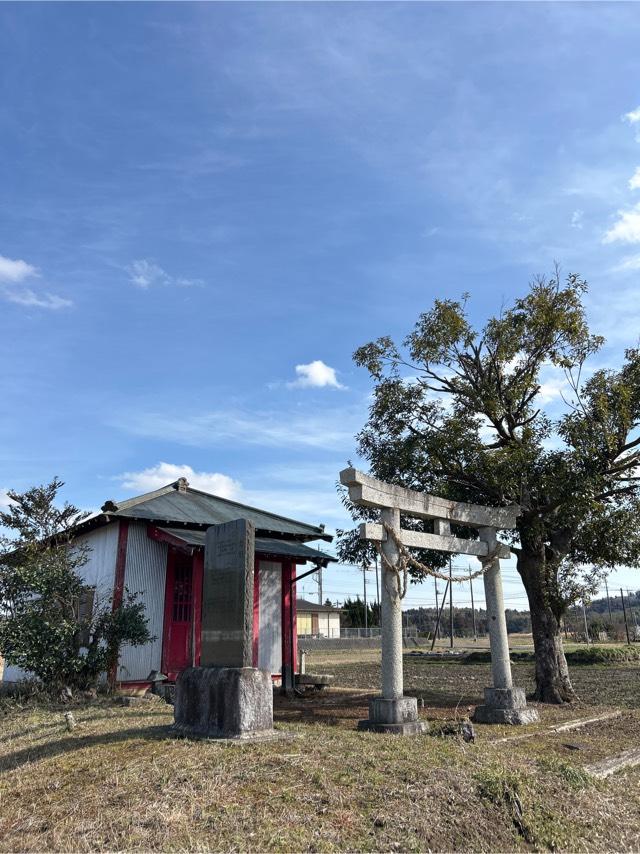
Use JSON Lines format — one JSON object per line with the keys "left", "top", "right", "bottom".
{"left": 95, "top": 479, "right": 331, "bottom": 542}
{"left": 158, "top": 527, "right": 336, "bottom": 564}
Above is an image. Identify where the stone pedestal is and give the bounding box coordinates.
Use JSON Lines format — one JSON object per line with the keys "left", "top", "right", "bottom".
{"left": 173, "top": 666, "right": 281, "bottom": 741}
{"left": 472, "top": 686, "right": 539, "bottom": 725}
{"left": 358, "top": 696, "right": 429, "bottom": 735}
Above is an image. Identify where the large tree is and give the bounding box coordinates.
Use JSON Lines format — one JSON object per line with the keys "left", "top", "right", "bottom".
{"left": 347, "top": 272, "right": 640, "bottom": 703}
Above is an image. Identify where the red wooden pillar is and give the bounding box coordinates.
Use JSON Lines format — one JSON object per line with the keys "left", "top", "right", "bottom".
{"left": 281, "top": 560, "right": 297, "bottom": 681}
{"left": 192, "top": 550, "right": 204, "bottom": 666}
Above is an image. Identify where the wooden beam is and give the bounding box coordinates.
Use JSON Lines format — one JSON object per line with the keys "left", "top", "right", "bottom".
{"left": 359, "top": 522, "right": 512, "bottom": 559}
{"left": 340, "top": 468, "right": 520, "bottom": 529}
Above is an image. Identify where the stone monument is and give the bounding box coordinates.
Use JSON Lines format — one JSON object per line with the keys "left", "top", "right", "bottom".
{"left": 173, "top": 518, "right": 279, "bottom": 741}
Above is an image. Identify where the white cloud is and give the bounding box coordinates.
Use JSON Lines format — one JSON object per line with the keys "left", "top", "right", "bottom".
{"left": 623, "top": 106, "right": 640, "bottom": 125}
{"left": 126, "top": 259, "right": 203, "bottom": 290}
{"left": 118, "top": 462, "right": 242, "bottom": 500}
{"left": 629, "top": 167, "right": 640, "bottom": 191}
{"left": 0, "top": 488, "right": 12, "bottom": 510}
{"left": 0, "top": 255, "right": 38, "bottom": 283}
{"left": 536, "top": 377, "right": 568, "bottom": 405}
{"left": 0, "top": 253, "right": 71, "bottom": 310}
{"left": 570, "top": 209, "right": 584, "bottom": 229}
{"left": 603, "top": 204, "right": 640, "bottom": 244}
{"left": 287, "top": 360, "right": 346, "bottom": 390}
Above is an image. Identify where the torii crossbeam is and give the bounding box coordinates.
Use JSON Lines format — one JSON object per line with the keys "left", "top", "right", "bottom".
{"left": 340, "top": 469, "right": 538, "bottom": 731}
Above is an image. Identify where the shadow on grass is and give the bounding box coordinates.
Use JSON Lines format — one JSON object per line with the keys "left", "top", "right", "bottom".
{"left": 0, "top": 724, "right": 173, "bottom": 774}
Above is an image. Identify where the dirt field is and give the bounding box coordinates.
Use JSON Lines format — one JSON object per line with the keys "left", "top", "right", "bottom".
{"left": 1, "top": 653, "right": 639, "bottom": 852}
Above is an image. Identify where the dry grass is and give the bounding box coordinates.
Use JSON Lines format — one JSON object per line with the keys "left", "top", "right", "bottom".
{"left": 1, "top": 657, "right": 640, "bottom": 852}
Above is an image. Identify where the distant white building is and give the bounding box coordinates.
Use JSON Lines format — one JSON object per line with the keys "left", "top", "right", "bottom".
{"left": 296, "top": 599, "right": 342, "bottom": 639}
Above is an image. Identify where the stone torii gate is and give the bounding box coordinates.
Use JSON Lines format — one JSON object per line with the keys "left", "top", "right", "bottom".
{"left": 340, "top": 469, "right": 538, "bottom": 733}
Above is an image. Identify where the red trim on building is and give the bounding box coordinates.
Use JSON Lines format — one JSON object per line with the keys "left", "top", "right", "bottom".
{"left": 281, "top": 560, "right": 297, "bottom": 676}
{"left": 161, "top": 547, "right": 176, "bottom": 678}
{"left": 192, "top": 551, "right": 204, "bottom": 667}
{"left": 147, "top": 524, "right": 195, "bottom": 554}
{"left": 252, "top": 557, "right": 260, "bottom": 667}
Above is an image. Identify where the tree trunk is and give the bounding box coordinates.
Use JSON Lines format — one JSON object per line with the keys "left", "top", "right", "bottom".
{"left": 518, "top": 550, "right": 576, "bottom": 704}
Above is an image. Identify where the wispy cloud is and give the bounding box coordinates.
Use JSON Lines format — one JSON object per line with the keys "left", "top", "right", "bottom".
{"left": 0, "top": 253, "right": 72, "bottom": 310}
{"left": 126, "top": 259, "right": 203, "bottom": 289}
{"left": 286, "top": 360, "right": 346, "bottom": 390}
{"left": 114, "top": 404, "right": 361, "bottom": 451}
{"left": 117, "top": 462, "right": 242, "bottom": 500}
{"left": 611, "top": 252, "right": 640, "bottom": 273}
{"left": 570, "top": 209, "right": 584, "bottom": 229}
{"left": 629, "top": 167, "right": 640, "bottom": 191}
{"left": 603, "top": 203, "right": 640, "bottom": 244}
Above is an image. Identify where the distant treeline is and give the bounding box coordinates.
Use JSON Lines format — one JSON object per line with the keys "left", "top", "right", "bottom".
{"left": 342, "top": 590, "right": 640, "bottom": 641}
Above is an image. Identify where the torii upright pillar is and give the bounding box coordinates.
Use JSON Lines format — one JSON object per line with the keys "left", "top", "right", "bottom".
{"left": 360, "top": 506, "right": 428, "bottom": 735}
{"left": 472, "top": 526, "right": 538, "bottom": 725}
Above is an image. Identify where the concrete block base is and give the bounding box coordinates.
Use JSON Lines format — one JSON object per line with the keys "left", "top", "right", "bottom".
{"left": 173, "top": 666, "right": 276, "bottom": 740}
{"left": 472, "top": 686, "right": 539, "bottom": 726}
{"left": 358, "top": 696, "right": 429, "bottom": 735}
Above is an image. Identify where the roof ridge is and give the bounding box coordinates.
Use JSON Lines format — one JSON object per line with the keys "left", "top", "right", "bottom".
{"left": 101, "top": 481, "right": 180, "bottom": 513}
{"left": 181, "top": 483, "right": 327, "bottom": 536}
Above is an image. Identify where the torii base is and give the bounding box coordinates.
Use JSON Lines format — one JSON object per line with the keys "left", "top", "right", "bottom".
{"left": 358, "top": 696, "right": 429, "bottom": 735}
{"left": 472, "top": 686, "right": 539, "bottom": 725}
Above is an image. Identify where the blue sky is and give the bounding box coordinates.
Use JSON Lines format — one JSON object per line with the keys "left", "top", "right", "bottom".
{"left": 2, "top": 2, "right": 640, "bottom": 611}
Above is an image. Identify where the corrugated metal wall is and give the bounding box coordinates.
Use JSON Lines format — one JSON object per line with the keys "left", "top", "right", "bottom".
{"left": 75, "top": 522, "right": 120, "bottom": 603}
{"left": 117, "top": 522, "right": 167, "bottom": 682}
{"left": 258, "top": 560, "right": 282, "bottom": 674}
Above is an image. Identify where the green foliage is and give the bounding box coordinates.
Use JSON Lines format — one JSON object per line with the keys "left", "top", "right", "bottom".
{"left": 344, "top": 271, "right": 640, "bottom": 701}
{"left": 0, "top": 479, "right": 153, "bottom": 693}
{"left": 341, "top": 596, "right": 380, "bottom": 628}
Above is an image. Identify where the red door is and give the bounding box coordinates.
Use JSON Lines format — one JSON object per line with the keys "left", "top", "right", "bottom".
{"left": 162, "top": 549, "right": 195, "bottom": 680}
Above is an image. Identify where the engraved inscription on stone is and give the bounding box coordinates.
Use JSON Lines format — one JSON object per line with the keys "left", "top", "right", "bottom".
{"left": 201, "top": 518, "right": 255, "bottom": 667}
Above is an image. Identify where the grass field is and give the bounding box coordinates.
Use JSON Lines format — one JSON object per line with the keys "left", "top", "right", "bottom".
{"left": 1, "top": 650, "right": 639, "bottom": 852}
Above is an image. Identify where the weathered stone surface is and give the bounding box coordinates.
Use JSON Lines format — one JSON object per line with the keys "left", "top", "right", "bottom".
{"left": 358, "top": 719, "right": 429, "bottom": 735}
{"left": 340, "top": 467, "right": 519, "bottom": 529}
{"left": 202, "top": 519, "right": 254, "bottom": 668}
{"left": 472, "top": 685, "right": 538, "bottom": 725}
{"left": 472, "top": 705, "right": 539, "bottom": 725}
{"left": 358, "top": 695, "right": 429, "bottom": 734}
{"left": 173, "top": 666, "right": 274, "bottom": 739}
{"left": 483, "top": 686, "right": 527, "bottom": 710}
{"left": 369, "top": 696, "right": 419, "bottom": 725}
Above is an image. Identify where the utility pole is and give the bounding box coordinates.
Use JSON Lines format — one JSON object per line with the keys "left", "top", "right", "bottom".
{"left": 449, "top": 556, "right": 454, "bottom": 649}
{"left": 374, "top": 554, "right": 380, "bottom": 629}
{"left": 627, "top": 588, "right": 639, "bottom": 639}
{"left": 469, "top": 565, "right": 477, "bottom": 642}
{"left": 604, "top": 578, "right": 613, "bottom": 625}
{"left": 581, "top": 598, "right": 590, "bottom": 644}
{"left": 434, "top": 578, "right": 440, "bottom": 640}
{"left": 431, "top": 580, "right": 450, "bottom": 651}
{"left": 621, "top": 588, "right": 631, "bottom": 645}
{"left": 317, "top": 566, "right": 323, "bottom": 605}
{"left": 363, "top": 566, "right": 368, "bottom": 632}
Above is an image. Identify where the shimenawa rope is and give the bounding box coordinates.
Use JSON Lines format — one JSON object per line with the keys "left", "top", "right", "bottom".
{"left": 374, "top": 519, "right": 503, "bottom": 600}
